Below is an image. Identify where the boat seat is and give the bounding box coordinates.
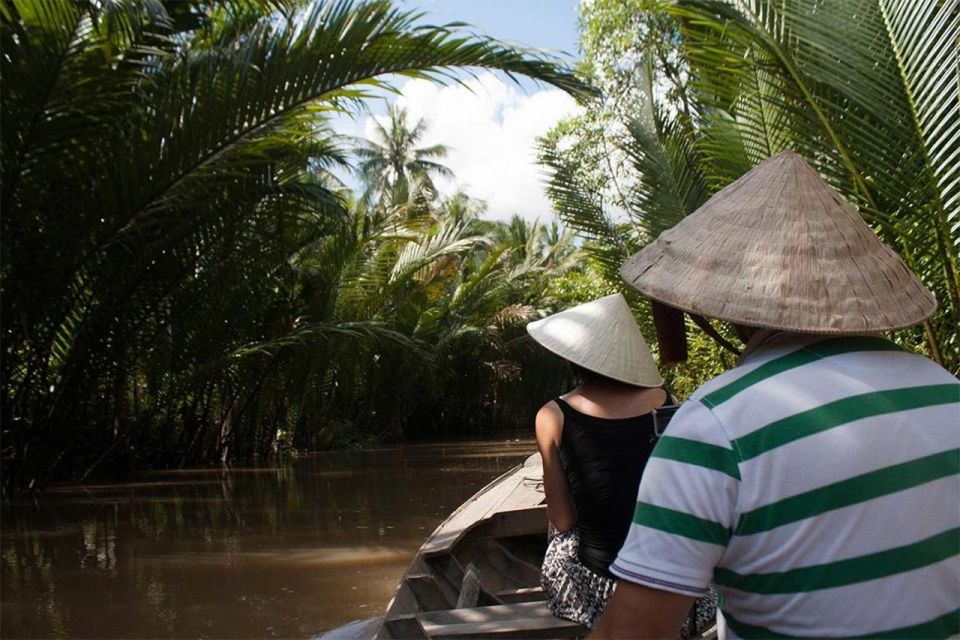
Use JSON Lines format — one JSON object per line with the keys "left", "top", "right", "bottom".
{"left": 492, "top": 586, "right": 543, "bottom": 604}
{"left": 407, "top": 574, "right": 455, "bottom": 611}
{"left": 416, "top": 601, "right": 585, "bottom": 639}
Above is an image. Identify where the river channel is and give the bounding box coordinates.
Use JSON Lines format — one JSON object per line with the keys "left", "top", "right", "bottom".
{"left": 1, "top": 439, "right": 536, "bottom": 638}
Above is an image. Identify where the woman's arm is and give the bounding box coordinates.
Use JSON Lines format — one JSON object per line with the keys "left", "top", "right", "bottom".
{"left": 535, "top": 402, "right": 576, "bottom": 532}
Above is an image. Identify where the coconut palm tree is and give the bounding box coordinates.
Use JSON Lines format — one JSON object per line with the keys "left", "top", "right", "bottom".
{"left": 354, "top": 104, "right": 453, "bottom": 206}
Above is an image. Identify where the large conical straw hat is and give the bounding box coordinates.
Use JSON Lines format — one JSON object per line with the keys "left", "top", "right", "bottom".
{"left": 527, "top": 293, "right": 663, "bottom": 387}
{"left": 621, "top": 151, "right": 936, "bottom": 333}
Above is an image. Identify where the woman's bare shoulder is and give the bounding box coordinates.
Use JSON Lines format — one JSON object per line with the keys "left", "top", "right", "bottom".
{"left": 623, "top": 385, "right": 667, "bottom": 407}
{"left": 535, "top": 400, "right": 563, "bottom": 443}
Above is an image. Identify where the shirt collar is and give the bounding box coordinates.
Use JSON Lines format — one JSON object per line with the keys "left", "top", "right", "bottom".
{"left": 737, "top": 330, "right": 885, "bottom": 366}
{"left": 738, "top": 329, "right": 786, "bottom": 364}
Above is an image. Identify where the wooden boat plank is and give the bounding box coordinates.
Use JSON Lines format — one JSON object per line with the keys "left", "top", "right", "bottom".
{"left": 455, "top": 563, "right": 481, "bottom": 609}
{"left": 417, "top": 602, "right": 558, "bottom": 626}
{"left": 406, "top": 574, "right": 455, "bottom": 612}
{"left": 421, "top": 619, "right": 582, "bottom": 640}
{"left": 421, "top": 474, "right": 525, "bottom": 557}
{"left": 474, "top": 505, "right": 546, "bottom": 541}
{"left": 473, "top": 539, "right": 540, "bottom": 588}
{"left": 496, "top": 470, "right": 544, "bottom": 513}
{"left": 493, "top": 586, "right": 544, "bottom": 604}
{"left": 417, "top": 601, "right": 585, "bottom": 639}
{"left": 427, "top": 554, "right": 465, "bottom": 597}
{"left": 383, "top": 615, "right": 428, "bottom": 640}
{"left": 421, "top": 455, "right": 543, "bottom": 558}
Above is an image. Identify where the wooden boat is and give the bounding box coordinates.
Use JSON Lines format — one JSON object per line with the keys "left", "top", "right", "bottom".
{"left": 374, "top": 452, "right": 585, "bottom": 639}
{"left": 320, "top": 429, "right": 715, "bottom": 640}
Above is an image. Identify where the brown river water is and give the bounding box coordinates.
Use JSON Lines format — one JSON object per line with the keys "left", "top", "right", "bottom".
{"left": 1, "top": 439, "right": 536, "bottom": 639}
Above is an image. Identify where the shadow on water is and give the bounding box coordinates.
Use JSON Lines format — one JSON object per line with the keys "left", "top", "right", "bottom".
{"left": 1, "top": 439, "right": 535, "bottom": 639}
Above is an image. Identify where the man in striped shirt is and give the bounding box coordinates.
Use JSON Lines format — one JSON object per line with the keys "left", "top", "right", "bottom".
{"left": 591, "top": 152, "right": 960, "bottom": 639}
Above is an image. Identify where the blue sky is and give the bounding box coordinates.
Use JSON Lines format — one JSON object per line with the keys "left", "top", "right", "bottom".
{"left": 334, "top": 0, "right": 585, "bottom": 221}
{"left": 398, "top": 0, "right": 581, "bottom": 57}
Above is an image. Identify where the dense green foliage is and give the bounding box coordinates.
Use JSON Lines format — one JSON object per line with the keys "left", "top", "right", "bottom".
{"left": 281, "top": 192, "right": 591, "bottom": 451}
{"left": 542, "top": 0, "right": 959, "bottom": 387}
{"left": 6, "top": 0, "right": 954, "bottom": 492}
{"left": 0, "top": 0, "right": 595, "bottom": 491}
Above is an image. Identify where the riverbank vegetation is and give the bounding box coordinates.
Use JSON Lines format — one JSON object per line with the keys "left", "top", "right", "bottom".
{"left": 3, "top": 0, "right": 955, "bottom": 492}
{"left": 541, "top": 0, "right": 958, "bottom": 378}
{"left": 1, "top": 0, "right": 596, "bottom": 491}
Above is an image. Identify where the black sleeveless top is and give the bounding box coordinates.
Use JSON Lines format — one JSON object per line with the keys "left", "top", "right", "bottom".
{"left": 555, "top": 396, "right": 669, "bottom": 579}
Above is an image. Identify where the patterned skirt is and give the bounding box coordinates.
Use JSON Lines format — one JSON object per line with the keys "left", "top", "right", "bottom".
{"left": 541, "top": 526, "right": 718, "bottom": 636}
{"left": 541, "top": 526, "right": 615, "bottom": 629}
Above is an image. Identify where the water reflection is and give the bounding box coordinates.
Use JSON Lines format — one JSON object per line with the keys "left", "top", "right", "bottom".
{"left": 1, "top": 439, "right": 535, "bottom": 638}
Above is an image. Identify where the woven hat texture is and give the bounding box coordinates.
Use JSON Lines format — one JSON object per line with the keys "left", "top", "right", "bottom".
{"left": 621, "top": 150, "right": 936, "bottom": 333}
{"left": 527, "top": 293, "right": 663, "bottom": 387}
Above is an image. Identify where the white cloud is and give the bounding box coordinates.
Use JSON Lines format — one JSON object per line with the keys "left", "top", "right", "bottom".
{"left": 362, "top": 73, "right": 579, "bottom": 221}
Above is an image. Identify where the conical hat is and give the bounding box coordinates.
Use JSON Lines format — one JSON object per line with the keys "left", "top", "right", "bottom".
{"left": 527, "top": 293, "right": 663, "bottom": 387}
{"left": 621, "top": 151, "right": 936, "bottom": 333}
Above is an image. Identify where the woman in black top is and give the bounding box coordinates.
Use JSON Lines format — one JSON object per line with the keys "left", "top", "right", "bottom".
{"left": 552, "top": 390, "right": 669, "bottom": 579}
{"left": 526, "top": 294, "right": 671, "bottom": 629}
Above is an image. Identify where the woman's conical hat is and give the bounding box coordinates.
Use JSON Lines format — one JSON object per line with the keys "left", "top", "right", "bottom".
{"left": 620, "top": 151, "right": 936, "bottom": 333}
{"left": 527, "top": 293, "right": 663, "bottom": 387}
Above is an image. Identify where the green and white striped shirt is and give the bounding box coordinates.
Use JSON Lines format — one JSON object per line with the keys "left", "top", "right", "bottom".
{"left": 611, "top": 333, "right": 960, "bottom": 639}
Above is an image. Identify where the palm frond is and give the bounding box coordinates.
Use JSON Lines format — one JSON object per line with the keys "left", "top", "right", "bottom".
{"left": 538, "top": 137, "right": 636, "bottom": 280}
{"left": 671, "top": 0, "right": 959, "bottom": 366}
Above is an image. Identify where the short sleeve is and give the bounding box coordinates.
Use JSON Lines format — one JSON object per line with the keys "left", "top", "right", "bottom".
{"left": 609, "top": 399, "right": 741, "bottom": 597}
